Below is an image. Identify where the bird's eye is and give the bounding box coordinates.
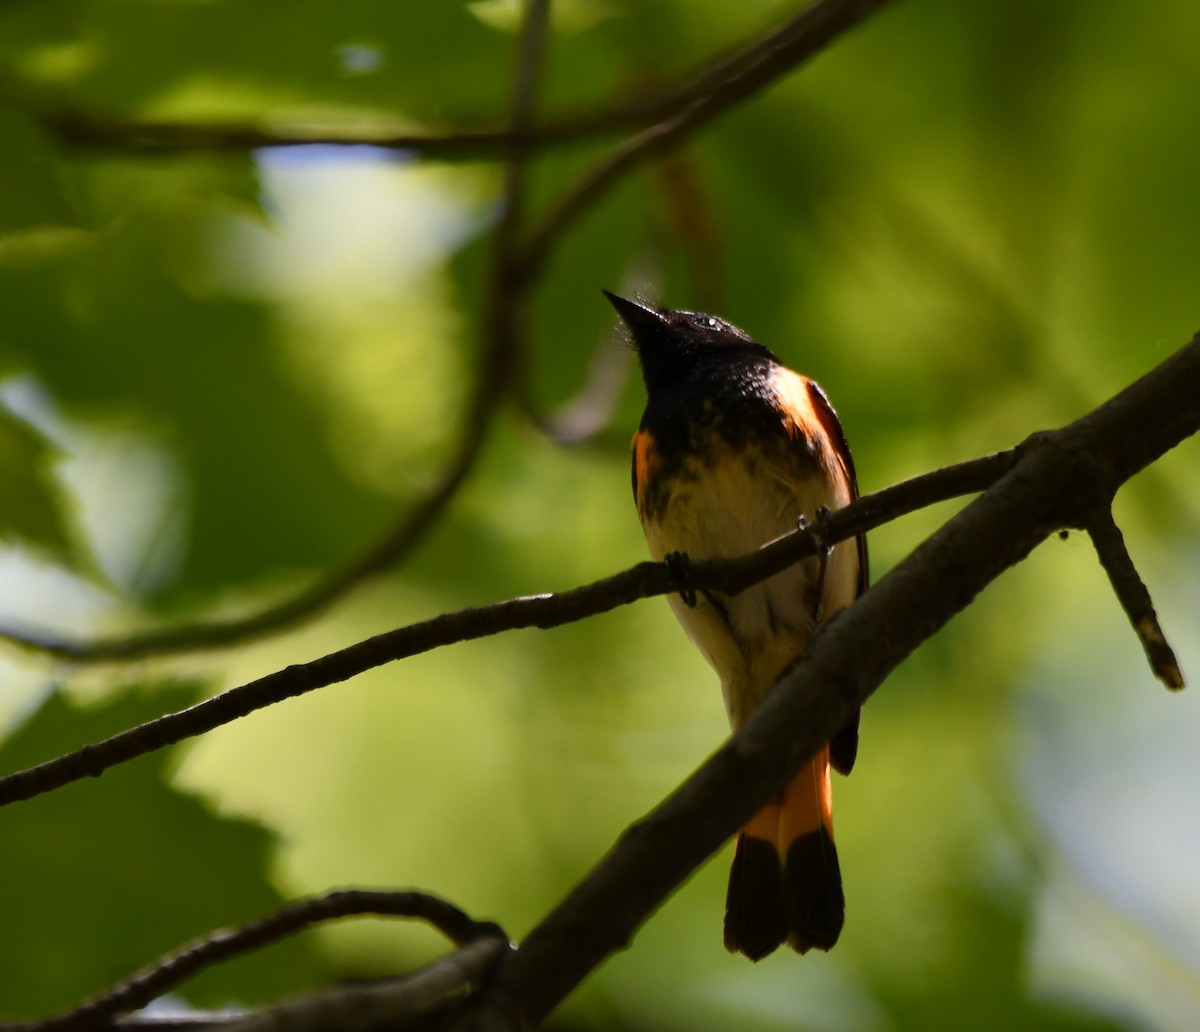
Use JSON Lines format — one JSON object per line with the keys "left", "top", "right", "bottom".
{"left": 707, "top": 317, "right": 717, "bottom": 328}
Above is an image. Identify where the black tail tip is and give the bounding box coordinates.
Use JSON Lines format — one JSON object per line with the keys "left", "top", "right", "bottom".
{"left": 784, "top": 827, "right": 845, "bottom": 953}
{"left": 725, "top": 835, "right": 788, "bottom": 961}
{"left": 724, "top": 830, "right": 846, "bottom": 960}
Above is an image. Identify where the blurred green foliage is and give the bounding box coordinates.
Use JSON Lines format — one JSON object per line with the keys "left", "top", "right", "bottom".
{"left": 0, "top": 683, "right": 322, "bottom": 1015}
{"left": 0, "top": 0, "right": 1198, "bottom": 1028}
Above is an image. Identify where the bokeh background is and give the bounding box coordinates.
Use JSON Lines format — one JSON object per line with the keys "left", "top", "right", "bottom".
{"left": 1, "top": 0, "right": 1199, "bottom": 1028}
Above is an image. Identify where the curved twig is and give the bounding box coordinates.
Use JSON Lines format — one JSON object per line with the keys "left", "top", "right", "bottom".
{"left": 520, "top": 0, "right": 892, "bottom": 279}
{"left": 0, "top": 890, "right": 504, "bottom": 1032}
{"left": 222, "top": 936, "right": 508, "bottom": 1032}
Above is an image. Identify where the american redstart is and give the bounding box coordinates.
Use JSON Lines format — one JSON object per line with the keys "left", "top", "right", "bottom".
{"left": 607, "top": 291, "right": 868, "bottom": 960}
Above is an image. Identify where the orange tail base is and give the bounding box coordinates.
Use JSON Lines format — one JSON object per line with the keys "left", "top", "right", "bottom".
{"left": 724, "top": 752, "right": 844, "bottom": 960}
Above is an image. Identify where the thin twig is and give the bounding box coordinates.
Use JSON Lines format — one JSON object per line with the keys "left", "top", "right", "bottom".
{"left": 42, "top": 111, "right": 583, "bottom": 158}
{"left": 34, "top": 1, "right": 881, "bottom": 163}
{"left": 0, "top": 891, "right": 504, "bottom": 1032}
{"left": 484, "top": 0, "right": 550, "bottom": 399}
{"left": 223, "top": 936, "right": 508, "bottom": 1032}
{"left": 1086, "top": 508, "right": 1185, "bottom": 690}
{"left": 0, "top": 450, "right": 1012, "bottom": 809}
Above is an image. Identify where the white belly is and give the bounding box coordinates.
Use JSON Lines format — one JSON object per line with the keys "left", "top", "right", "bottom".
{"left": 642, "top": 450, "right": 857, "bottom": 729}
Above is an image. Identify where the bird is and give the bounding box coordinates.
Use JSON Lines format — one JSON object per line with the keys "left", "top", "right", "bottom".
{"left": 607, "top": 291, "right": 868, "bottom": 960}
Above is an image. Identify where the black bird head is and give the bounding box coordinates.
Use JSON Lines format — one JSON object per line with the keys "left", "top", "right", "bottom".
{"left": 603, "top": 291, "right": 775, "bottom": 393}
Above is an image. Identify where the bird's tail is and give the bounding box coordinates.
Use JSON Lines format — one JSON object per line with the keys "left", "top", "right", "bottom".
{"left": 724, "top": 746, "right": 844, "bottom": 960}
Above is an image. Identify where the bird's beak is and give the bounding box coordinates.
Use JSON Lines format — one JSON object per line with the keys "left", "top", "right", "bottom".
{"left": 602, "top": 291, "right": 668, "bottom": 338}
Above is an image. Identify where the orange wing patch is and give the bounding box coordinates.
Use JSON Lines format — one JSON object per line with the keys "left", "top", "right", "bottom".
{"left": 632, "top": 428, "right": 659, "bottom": 516}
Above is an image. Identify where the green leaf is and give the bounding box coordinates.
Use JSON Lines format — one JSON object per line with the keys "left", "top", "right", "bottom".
{"left": 0, "top": 0, "right": 510, "bottom": 125}
{"left": 0, "top": 190, "right": 396, "bottom": 602}
{"left": 0, "top": 682, "right": 325, "bottom": 1018}
{"left": 0, "top": 105, "right": 75, "bottom": 234}
{"left": 0, "top": 403, "right": 86, "bottom": 571}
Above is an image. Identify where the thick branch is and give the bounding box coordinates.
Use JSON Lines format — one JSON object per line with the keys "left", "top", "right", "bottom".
{"left": 478, "top": 333, "right": 1200, "bottom": 1028}
{"left": 0, "top": 452, "right": 1010, "bottom": 809}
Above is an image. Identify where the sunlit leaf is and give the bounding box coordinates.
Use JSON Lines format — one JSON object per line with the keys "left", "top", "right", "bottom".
{"left": 0, "top": 403, "right": 86, "bottom": 572}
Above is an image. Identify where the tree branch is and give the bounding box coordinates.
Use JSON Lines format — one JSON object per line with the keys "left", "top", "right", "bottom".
{"left": 0, "top": 451, "right": 1011, "bottom": 809}
{"left": 476, "top": 332, "right": 1200, "bottom": 1030}
{"left": 224, "top": 936, "right": 507, "bottom": 1032}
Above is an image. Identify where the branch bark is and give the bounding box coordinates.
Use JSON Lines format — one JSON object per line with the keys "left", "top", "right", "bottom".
{"left": 474, "top": 332, "right": 1200, "bottom": 1028}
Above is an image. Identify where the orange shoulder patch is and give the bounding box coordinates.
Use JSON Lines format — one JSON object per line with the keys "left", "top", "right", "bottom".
{"left": 771, "top": 369, "right": 840, "bottom": 477}
{"left": 771, "top": 366, "right": 868, "bottom": 595}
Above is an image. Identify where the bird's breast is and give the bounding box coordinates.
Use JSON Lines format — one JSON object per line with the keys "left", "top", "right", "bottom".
{"left": 635, "top": 422, "right": 855, "bottom": 725}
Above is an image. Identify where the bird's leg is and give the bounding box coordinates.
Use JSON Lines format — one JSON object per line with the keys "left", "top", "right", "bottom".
{"left": 664, "top": 550, "right": 698, "bottom": 608}
{"left": 800, "top": 507, "right": 833, "bottom": 622}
